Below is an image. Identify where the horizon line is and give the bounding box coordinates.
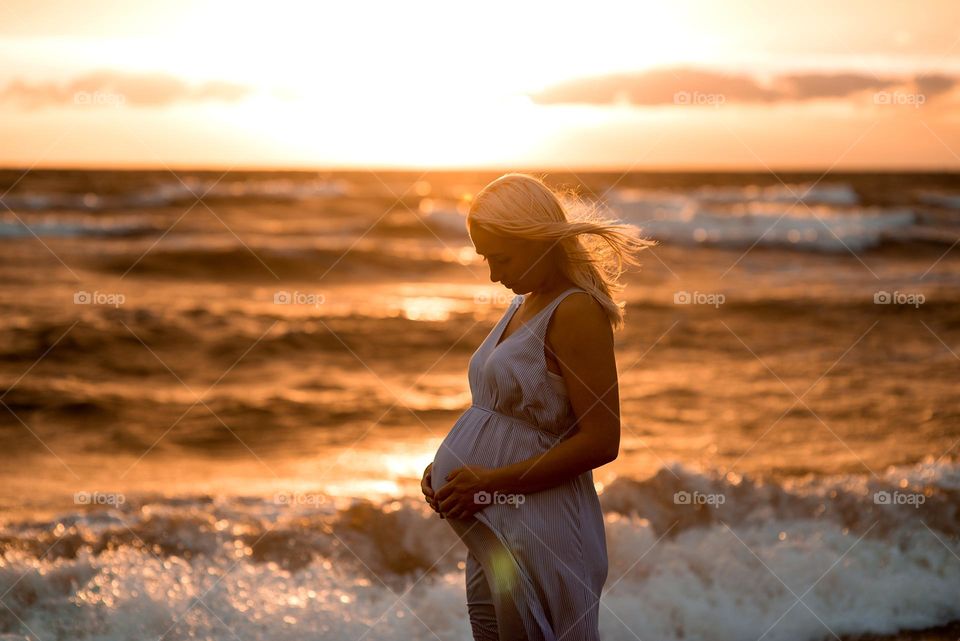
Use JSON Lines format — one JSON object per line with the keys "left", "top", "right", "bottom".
{"left": 1, "top": 163, "right": 959, "bottom": 175}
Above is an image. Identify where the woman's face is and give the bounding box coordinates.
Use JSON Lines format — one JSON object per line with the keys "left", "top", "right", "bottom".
{"left": 469, "top": 223, "right": 554, "bottom": 293}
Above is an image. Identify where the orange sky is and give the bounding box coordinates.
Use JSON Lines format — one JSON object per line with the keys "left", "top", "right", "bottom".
{"left": 1, "top": 0, "right": 959, "bottom": 170}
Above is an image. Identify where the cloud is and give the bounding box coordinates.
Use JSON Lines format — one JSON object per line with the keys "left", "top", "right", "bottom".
{"left": 1, "top": 70, "right": 252, "bottom": 108}
{"left": 773, "top": 72, "right": 896, "bottom": 100}
{"left": 532, "top": 68, "right": 776, "bottom": 106}
{"left": 529, "top": 67, "right": 959, "bottom": 107}
{"left": 914, "top": 73, "right": 958, "bottom": 97}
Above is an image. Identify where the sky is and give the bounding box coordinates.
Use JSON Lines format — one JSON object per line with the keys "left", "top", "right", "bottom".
{"left": 1, "top": 0, "right": 959, "bottom": 170}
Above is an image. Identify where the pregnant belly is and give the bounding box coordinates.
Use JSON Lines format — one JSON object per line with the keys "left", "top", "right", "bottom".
{"left": 430, "top": 413, "right": 487, "bottom": 495}
{"left": 430, "top": 406, "right": 558, "bottom": 495}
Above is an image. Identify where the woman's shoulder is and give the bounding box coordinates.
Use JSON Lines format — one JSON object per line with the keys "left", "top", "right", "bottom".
{"left": 550, "top": 289, "right": 611, "bottom": 339}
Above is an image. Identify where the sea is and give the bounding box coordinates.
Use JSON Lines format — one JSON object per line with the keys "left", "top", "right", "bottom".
{"left": 0, "top": 168, "right": 958, "bottom": 640}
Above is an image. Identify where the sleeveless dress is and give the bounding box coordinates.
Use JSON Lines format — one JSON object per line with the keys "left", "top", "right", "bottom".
{"left": 431, "top": 286, "right": 609, "bottom": 641}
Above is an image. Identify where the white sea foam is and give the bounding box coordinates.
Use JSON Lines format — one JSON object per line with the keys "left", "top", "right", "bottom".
{"left": 1, "top": 459, "right": 957, "bottom": 640}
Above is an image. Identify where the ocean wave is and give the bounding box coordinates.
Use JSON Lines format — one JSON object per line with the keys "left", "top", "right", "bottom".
{"left": 0, "top": 299, "right": 483, "bottom": 355}
{"left": 690, "top": 182, "right": 862, "bottom": 206}
{"left": 362, "top": 182, "right": 959, "bottom": 254}
{"left": 607, "top": 185, "right": 932, "bottom": 252}
{"left": 918, "top": 190, "right": 960, "bottom": 209}
{"left": 85, "top": 243, "right": 466, "bottom": 280}
{"left": 0, "top": 460, "right": 957, "bottom": 640}
{"left": 0, "top": 177, "right": 349, "bottom": 213}
{"left": 0, "top": 212, "right": 163, "bottom": 238}
{"left": 415, "top": 198, "right": 471, "bottom": 237}
{"left": 598, "top": 457, "right": 959, "bottom": 538}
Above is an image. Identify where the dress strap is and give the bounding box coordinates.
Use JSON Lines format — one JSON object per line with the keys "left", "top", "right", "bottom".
{"left": 495, "top": 287, "right": 587, "bottom": 349}
{"left": 542, "top": 287, "right": 586, "bottom": 317}
{"left": 531, "top": 287, "right": 587, "bottom": 335}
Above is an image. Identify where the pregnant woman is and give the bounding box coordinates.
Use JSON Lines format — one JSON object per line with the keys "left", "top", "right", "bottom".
{"left": 420, "top": 173, "right": 653, "bottom": 640}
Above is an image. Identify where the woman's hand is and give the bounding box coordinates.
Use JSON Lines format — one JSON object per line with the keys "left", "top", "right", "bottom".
{"left": 421, "top": 463, "right": 443, "bottom": 518}
{"left": 435, "top": 465, "right": 494, "bottom": 520}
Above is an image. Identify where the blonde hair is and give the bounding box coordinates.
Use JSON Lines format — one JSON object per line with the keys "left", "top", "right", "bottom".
{"left": 467, "top": 172, "right": 657, "bottom": 331}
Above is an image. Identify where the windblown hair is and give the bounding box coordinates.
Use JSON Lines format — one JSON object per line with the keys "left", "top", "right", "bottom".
{"left": 467, "top": 172, "right": 657, "bottom": 331}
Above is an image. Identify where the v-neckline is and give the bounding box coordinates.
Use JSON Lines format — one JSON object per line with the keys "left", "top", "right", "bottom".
{"left": 492, "top": 287, "right": 576, "bottom": 351}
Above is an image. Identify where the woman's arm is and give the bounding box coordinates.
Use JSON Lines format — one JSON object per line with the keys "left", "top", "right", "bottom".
{"left": 486, "top": 430, "right": 616, "bottom": 495}
{"left": 490, "top": 292, "right": 621, "bottom": 493}
{"left": 437, "top": 293, "right": 621, "bottom": 517}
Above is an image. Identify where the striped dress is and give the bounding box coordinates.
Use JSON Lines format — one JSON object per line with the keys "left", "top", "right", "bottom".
{"left": 431, "top": 286, "right": 609, "bottom": 641}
